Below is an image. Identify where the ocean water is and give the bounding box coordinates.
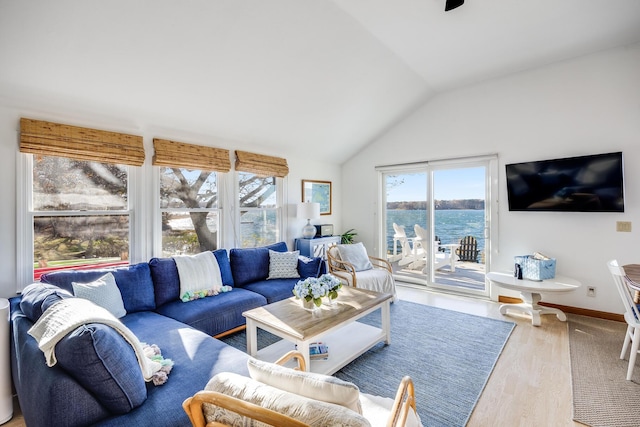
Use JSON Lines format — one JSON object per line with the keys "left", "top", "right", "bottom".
{"left": 386, "top": 209, "right": 485, "bottom": 254}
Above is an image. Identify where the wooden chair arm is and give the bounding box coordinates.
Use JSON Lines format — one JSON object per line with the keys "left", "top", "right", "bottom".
{"left": 387, "top": 376, "right": 417, "bottom": 427}
{"left": 327, "top": 251, "right": 357, "bottom": 286}
{"left": 369, "top": 255, "right": 392, "bottom": 273}
{"left": 183, "top": 391, "right": 310, "bottom": 427}
{"left": 274, "top": 350, "right": 307, "bottom": 371}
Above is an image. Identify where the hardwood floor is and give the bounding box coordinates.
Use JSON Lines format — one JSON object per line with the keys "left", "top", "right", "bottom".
{"left": 396, "top": 284, "right": 586, "bottom": 426}
{"left": 4, "top": 285, "right": 587, "bottom": 427}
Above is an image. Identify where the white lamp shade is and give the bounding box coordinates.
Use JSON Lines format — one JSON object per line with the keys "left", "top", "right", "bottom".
{"left": 297, "top": 202, "right": 320, "bottom": 219}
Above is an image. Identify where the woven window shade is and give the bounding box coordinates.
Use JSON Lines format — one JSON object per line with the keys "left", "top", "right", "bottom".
{"left": 235, "top": 150, "right": 289, "bottom": 178}
{"left": 152, "top": 138, "right": 230, "bottom": 172}
{"left": 19, "top": 118, "right": 145, "bottom": 166}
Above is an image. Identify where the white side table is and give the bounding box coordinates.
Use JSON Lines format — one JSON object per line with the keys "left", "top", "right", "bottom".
{"left": 486, "top": 271, "right": 581, "bottom": 326}
{"left": 439, "top": 243, "right": 460, "bottom": 272}
{"left": 295, "top": 236, "right": 341, "bottom": 260}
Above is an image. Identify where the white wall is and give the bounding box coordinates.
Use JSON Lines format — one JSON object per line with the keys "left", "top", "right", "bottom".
{"left": 0, "top": 104, "right": 341, "bottom": 298}
{"left": 342, "top": 44, "right": 640, "bottom": 314}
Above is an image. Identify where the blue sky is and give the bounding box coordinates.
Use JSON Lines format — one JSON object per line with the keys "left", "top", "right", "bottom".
{"left": 387, "top": 167, "right": 485, "bottom": 202}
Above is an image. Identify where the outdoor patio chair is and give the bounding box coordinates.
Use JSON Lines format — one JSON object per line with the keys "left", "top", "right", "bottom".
{"left": 607, "top": 259, "right": 640, "bottom": 380}
{"left": 414, "top": 225, "right": 457, "bottom": 272}
{"left": 391, "top": 223, "right": 424, "bottom": 268}
{"left": 183, "top": 350, "right": 422, "bottom": 427}
{"left": 456, "top": 235, "right": 479, "bottom": 262}
{"left": 327, "top": 243, "right": 398, "bottom": 302}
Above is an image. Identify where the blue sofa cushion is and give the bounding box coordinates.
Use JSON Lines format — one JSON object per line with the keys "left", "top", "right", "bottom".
{"left": 97, "top": 311, "right": 252, "bottom": 427}
{"left": 242, "top": 278, "right": 298, "bottom": 304}
{"left": 40, "top": 263, "right": 156, "bottom": 313}
{"left": 213, "top": 249, "right": 234, "bottom": 287}
{"left": 150, "top": 249, "right": 234, "bottom": 308}
{"left": 230, "top": 242, "right": 288, "bottom": 287}
{"left": 19, "top": 283, "right": 74, "bottom": 322}
{"left": 55, "top": 323, "right": 147, "bottom": 414}
{"left": 154, "top": 288, "right": 267, "bottom": 336}
{"left": 112, "top": 263, "right": 156, "bottom": 312}
{"left": 297, "top": 256, "right": 325, "bottom": 279}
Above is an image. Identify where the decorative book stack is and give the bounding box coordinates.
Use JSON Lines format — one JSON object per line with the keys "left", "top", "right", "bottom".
{"left": 309, "top": 342, "right": 329, "bottom": 360}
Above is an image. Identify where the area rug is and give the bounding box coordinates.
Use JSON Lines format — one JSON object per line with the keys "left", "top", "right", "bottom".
{"left": 220, "top": 300, "right": 515, "bottom": 427}
{"left": 568, "top": 314, "right": 640, "bottom": 427}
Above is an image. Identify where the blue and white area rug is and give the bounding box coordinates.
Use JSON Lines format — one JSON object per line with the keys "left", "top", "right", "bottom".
{"left": 220, "top": 300, "right": 515, "bottom": 427}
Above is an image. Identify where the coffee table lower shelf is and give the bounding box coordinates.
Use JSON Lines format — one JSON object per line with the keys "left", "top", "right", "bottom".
{"left": 254, "top": 321, "right": 386, "bottom": 375}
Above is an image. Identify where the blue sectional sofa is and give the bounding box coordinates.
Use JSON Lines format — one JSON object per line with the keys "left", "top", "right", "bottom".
{"left": 10, "top": 242, "right": 325, "bottom": 427}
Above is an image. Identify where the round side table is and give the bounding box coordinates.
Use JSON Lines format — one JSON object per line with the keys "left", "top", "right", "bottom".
{"left": 486, "top": 271, "right": 581, "bottom": 326}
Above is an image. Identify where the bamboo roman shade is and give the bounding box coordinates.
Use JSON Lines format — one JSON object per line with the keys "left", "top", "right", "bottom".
{"left": 152, "top": 138, "right": 231, "bottom": 172}
{"left": 19, "top": 118, "right": 145, "bottom": 166}
{"left": 235, "top": 150, "right": 289, "bottom": 178}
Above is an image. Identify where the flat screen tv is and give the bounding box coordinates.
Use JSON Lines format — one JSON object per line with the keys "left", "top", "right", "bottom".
{"left": 505, "top": 152, "right": 624, "bottom": 212}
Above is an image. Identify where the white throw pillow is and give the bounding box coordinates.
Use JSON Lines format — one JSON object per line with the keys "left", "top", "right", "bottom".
{"left": 72, "top": 273, "right": 126, "bottom": 318}
{"left": 174, "top": 251, "right": 224, "bottom": 302}
{"left": 205, "top": 372, "right": 371, "bottom": 427}
{"left": 337, "top": 243, "right": 373, "bottom": 272}
{"left": 247, "top": 357, "right": 362, "bottom": 414}
{"left": 267, "top": 250, "right": 300, "bottom": 280}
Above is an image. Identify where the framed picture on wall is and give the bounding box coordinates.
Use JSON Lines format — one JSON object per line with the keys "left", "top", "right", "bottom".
{"left": 302, "top": 180, "right": 332, "bottom": 215}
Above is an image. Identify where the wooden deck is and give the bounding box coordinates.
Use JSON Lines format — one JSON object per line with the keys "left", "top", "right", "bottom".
{"left": 391, "top": 258, "right": 486, "bottom": 291}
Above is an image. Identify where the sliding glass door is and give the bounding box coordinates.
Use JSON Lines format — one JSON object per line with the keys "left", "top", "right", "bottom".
{"left": 379, "top": 156, "right": 496, "bottom": 297}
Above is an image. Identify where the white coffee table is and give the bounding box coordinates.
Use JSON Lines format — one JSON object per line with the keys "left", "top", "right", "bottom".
{"left": 243, "top": 286, "right": 392, "bottom": 374}
{"left": 486, "top": 271, "right": 581, "bottom": 326}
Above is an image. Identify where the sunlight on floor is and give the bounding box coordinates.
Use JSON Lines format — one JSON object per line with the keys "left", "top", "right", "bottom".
{"left": 396, "top": 283, "right": 501, "bottom": 319}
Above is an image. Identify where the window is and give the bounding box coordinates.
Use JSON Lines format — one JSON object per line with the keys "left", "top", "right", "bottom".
{"left": 238, "top": 172, "right": 280, "bottom": 247}
{"left": 159, "top": 167, "right": 221, "bottom": 256}
{"left": 28, "top": 155, "right": 132, "bottom": 281}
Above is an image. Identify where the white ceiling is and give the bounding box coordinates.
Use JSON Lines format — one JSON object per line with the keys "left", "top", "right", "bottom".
{"left": 1, "top": 0, "right": 639, "bottom": 163}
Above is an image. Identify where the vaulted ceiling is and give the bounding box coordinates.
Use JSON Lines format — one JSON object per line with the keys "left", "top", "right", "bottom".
{"left": 1, "top": 1, "right": 639, "bottom": 163}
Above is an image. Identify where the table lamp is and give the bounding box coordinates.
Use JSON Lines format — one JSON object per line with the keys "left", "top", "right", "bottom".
{"left": 297, "top": 202, "right": 320, "bottom": 238}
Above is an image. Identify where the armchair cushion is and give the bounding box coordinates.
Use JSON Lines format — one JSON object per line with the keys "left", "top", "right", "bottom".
{"left": 337, "top": 243, "right": 373, "bottom": 271}
{"left": 247, "top": 357, "right": 362, "bottom": 414}
{"left": 205, "top": 372, "right": 371, "bottom": 427}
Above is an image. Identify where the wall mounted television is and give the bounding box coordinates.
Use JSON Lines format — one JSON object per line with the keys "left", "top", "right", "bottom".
{"left": 505, "top": 152, "right": 624, "bottom": 212}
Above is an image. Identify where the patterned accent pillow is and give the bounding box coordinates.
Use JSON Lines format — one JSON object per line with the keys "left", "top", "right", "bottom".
{"left": 72, "top": 273, "right": 126, "bottom": 318}
{"left": 267, "top": 250, "right": 300, "bottom": 280}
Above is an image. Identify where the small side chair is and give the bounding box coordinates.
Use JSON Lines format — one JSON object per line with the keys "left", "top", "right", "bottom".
{"left": 327, "top": 243, "right": 398, "bottom": 302}
{"left": 456, "top": 235, "right": 479, "bottom": 262}
{"left": 607, "top": 259, "right": 640, "bottom": 380}
{"left": 183, "top": 350, "right": 422, "bottom": 427}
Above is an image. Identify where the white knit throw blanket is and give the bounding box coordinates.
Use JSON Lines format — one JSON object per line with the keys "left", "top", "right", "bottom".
{"left": 28, "top": 298, "right": 162, "bottom": 382}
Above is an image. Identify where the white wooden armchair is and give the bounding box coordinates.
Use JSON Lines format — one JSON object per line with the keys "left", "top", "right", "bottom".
{"left": 327, "top": 243, "right": 398, "bottom": 302}
{"left": 183, "top": 351, "right": 421, "bottom": 427}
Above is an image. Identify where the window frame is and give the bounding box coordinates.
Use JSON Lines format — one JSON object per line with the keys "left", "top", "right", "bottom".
{"left": 234, "top": 172, "right": 285, "bottom": 248}
{"left": 17, "top": 153, "right": 139, "bottom": 291}
{"left": 154, "top": 166, "right": 225, "bottom": 257}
